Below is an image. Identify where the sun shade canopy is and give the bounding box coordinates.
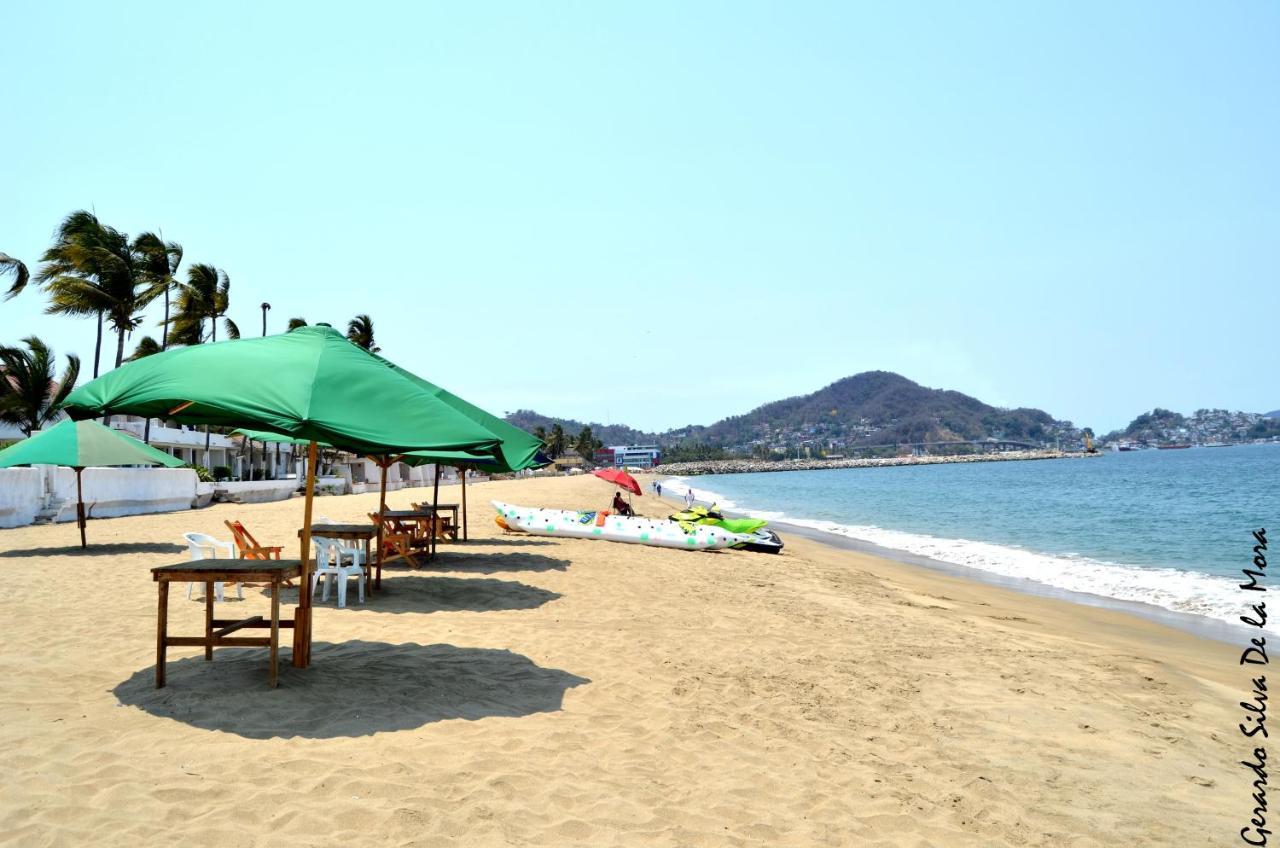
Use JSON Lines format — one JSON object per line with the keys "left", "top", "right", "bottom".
{"left": 0, "top": 418, "right": 186, "bottom": 469}
{"left": 60, "top": 325, "right": 503, "bottom": 456}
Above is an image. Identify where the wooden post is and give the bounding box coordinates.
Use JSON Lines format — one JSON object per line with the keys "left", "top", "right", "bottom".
{"left": 155, "top": 581, "right": 169, "bottom": 688}
{"left": 432, "top": 464, "right": 441, "bottom": 560}
{"left": 376, "top": 457, "right": 388, "bottom": 589}
{"left": 294, "top": 440, "right": 318, "bottom": 669}
{"left": 204, "top": 582, "right": 214, "bottom": 661}
{"left": 75, "top": 467, "right": 86, "bottom": 548}
{"left": 460, "top": 465, "right": 468, "bottom": 540}
{"left": 269, "top": 576, "right": 280, "bottom": 688}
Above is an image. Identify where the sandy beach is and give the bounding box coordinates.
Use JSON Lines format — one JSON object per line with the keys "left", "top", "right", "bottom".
{"left": 0, "top": 473, "right": 1239, "bottom": 846}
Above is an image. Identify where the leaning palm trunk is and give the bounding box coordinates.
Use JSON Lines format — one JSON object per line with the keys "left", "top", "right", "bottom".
{"left": 92, "top": 311, "right": 103, "bottom": 378}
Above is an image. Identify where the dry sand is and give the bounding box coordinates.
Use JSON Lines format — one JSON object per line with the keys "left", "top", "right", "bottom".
{"left": 0, "top": 473, "right": 1242, "bottom": 846}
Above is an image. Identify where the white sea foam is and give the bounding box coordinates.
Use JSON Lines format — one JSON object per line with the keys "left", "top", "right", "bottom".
{"left": 659, "top": 477, "right": 1251, "bottom": 626}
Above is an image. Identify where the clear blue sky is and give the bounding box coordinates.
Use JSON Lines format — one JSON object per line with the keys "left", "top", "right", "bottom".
{"left": 3, "top": 2, "right": 1276, "bottom": 434}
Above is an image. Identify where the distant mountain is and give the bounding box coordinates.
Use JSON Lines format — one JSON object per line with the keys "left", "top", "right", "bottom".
{"left": 680, "top": 371, "right": 1077, "bottom": 451}
{"left": 504, "top": 410, "right": 657, "bottom": 447}
{"left": 508, "top": 371, "right": 1084, "bottom": 456}
{"left": 1266, "top": 410, "right": 1280, "bottom": 419}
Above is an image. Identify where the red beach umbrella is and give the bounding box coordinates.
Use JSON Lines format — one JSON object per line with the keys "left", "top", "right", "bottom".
{"left": 593, "top": 467, "right": 642, "bottom": 496}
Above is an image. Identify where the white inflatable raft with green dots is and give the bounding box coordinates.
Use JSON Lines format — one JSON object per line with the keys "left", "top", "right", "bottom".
{"left": 492, "top": 501, "right": 751, "bottom": 550}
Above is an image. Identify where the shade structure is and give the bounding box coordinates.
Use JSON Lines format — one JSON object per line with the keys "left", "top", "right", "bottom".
{"left": 60, "top": 325, "right": 505, "bottom": 670}
{"left": 0, "top": 418, "right": 185, "bottom": 547}
{"left": 593, "top": 467, "right": 642, "bottom": 496}
{"left": 232, "top": 430, "right": 546, "bottom": 544}
{"left": 62, "top": 326, "right": 503, "bottom": 456}
{"left": 380, "top": 359, "right": 545, "bottom": 474}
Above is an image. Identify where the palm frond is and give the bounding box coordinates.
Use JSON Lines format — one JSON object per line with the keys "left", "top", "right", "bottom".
{"left": 0, "top": 252, "right": 30, "bottom": 299}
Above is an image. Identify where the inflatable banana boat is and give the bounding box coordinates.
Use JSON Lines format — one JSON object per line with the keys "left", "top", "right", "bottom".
{"left": 493, "top": 501, "right": 751, "bottom": 550}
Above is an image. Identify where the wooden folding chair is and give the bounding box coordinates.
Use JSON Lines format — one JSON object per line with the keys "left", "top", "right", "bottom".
{"left": 225, "top": 520, "right": 284, "bottom": 560}
{"left": 223, "top": 520, "right": 291, "bottom": 589}
{"left": 411, "top": 504, "right": 457, "bottom": 542}
{"left": 369, "top": 513, "right": 421, "bottom": 568}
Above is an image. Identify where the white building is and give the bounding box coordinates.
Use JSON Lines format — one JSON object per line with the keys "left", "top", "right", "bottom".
{"left": 108, "top": 416, "right": 298, "bottom": 479}
{"left": 600, "top": 444, "right": 662, "bottom": 468}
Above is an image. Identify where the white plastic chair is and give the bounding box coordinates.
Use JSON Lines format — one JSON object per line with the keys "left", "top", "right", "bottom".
{"left": 316, "top": 516, "right": 367, "bottom": 571}
{"left": 311, "top": 537, "right": 365, "bottom": 608}
{"left": 182, "top": 532, "right": 242, "bottom": 602}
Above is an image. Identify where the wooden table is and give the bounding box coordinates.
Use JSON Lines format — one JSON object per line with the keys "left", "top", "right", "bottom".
{"left": 152, "top": 559, "right": 302, "bottom": 689}
{"left": 380, "top": 510, "right": 435, "bottom": 565}
{"left": 407, "top": 503, "right": 462, "bottom": 557}
{"left": 299, "top": 524, "right": 380, "bottom": 589}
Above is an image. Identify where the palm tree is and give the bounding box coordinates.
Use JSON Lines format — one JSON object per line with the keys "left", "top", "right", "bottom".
{"left": 260, "top": 302, "right": 271, "bottom": 336}
{"left": 1, "top": 253, "right": 29, "bottom": 300}
{"left": 346, "top": 314, "right": 380, "bottom": 352}
{"left": 37, "top": 211, "right": 158, "bottom": 375}
{"left": 287, "top": 317, "right": 308, "bottom": 331}
{"left": 170, "top": 263, "right": 240, "bottom": 344}
{"left": 0, "top": 336, "right": 81, "bottom": 436}
{"left": 546, "top": 423, "right": 567, "bottom": 458}
{"left": 133, "top": 233, "right": 183, "bottom": 350}
{"left": 35, "top": 211, "right": 111, "bottom": 377}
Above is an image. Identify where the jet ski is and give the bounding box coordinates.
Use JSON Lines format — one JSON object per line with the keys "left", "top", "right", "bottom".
{"left": 669, "top": 505, "right": 783, "bottom": 554}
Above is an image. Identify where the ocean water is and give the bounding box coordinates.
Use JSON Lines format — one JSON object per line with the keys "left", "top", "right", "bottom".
{"left": 660, "top": 445, "right": 1279, "bottom": 626}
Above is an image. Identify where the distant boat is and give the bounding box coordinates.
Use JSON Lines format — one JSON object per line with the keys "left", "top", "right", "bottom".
{"left": 1157, "top": 443, "right": 1192, "bottom": 450}
{"left": 1117, "top": 442, "right": 1140, "bottom": 452}
{"left": 1204, "top": 442, "right": 1232, "bottom": 448}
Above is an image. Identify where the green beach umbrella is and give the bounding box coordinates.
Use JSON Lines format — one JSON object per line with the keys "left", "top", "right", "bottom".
{"left": 0, "top": 418, "right": 185, "bottom": 548}
{"left": 60, "top": 325, "right": 504, "bottom": 669}
{"left": 61, "top": 326, "right": 503, "bottom": 456}
{"left": 381, "top": 359, "right": 545, "bottom": 475}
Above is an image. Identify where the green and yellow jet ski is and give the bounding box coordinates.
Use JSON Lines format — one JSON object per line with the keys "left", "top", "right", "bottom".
{"left": 668, "top": 505, "right": 783, "bottom": 554}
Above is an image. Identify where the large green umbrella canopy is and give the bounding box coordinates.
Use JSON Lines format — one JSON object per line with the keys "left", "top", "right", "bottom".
{"left": 60, "top": 325, "right": 505, "bottom": 669}
{"left": 381, "top": 359, "right": 545, "bottom": 473}
{"left": 61, "top": 325, "right": 503, "bottom": 456}
{"left": 0, "top": 418, "right": 185, "bottom": 547}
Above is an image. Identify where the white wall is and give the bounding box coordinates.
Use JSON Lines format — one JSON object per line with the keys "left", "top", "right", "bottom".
{"left": 50, "top": 467, "right": 198, "bottom": 522}
{"left": 0, "top": 468, "right": 45, "bottom": 529}
{"left": 215, "top": 480, "right": 299, "bottom": 504}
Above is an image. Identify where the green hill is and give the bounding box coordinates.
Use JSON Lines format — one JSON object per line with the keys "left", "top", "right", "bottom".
{"left": 508, "top": 372, "right": 1083, "bottom": 456}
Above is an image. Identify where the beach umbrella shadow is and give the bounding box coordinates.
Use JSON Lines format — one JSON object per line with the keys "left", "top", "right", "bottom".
{"left": 0, "top": 541, "right": 185, "bottom": 558}
{"left": 427, "top": 551, "right": 570, "bottom": 574}
{"left": 113, "top": 640, "right": 590, "bottom": 739}
{"left": 257, "top": 575, "right": 561, "bottom": 615}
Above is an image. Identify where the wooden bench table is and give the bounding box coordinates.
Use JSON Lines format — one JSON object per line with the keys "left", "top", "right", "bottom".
{"left": 299, "top": 524, "right": 380, "bottom": 588}
{"left": 152, "top": 559, "right": 303, "bottom": 689}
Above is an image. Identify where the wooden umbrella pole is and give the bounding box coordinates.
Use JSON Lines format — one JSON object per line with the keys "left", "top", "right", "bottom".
{"left": 377, "top": 457, "right": 389, "bottom": 588}
{"left": 432, "top": 464, "right": 441, "bottom": 559}
{"left": 295, "top": 439, "right": 318, "bottom": 669}
{"left": 75, "top": 467, "right": 86, "bottom": 549}
{"left": 460, "top": 465, "right": 468, "bottom": 540}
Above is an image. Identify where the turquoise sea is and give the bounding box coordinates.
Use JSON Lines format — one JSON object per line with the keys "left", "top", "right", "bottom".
{"left": 661, "top": 444, "right": 1279, "bottom": 626}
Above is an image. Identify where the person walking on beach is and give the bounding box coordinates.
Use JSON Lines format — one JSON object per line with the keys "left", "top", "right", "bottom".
{"left": 655, "top": 482, "right": 662, "bottom": 497}
{"left": 684, "top": 487, "right": 695, "bottom": 508}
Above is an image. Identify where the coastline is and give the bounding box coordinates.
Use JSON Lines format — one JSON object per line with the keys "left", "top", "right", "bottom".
{"left": 0, "top": 472, "right": 1241, "bottom": 845}
{"left": 650, "top": 469, "right": 1255, "bottom": 640}
{"left": 652, "top": 449, "right": 1098, "bottom": 477}
{"left": 754, "top": 507, "right": 1249, "bottom": 645}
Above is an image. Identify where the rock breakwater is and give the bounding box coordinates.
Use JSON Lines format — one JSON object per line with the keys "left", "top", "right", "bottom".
{"left": 652, "top": 450, "right": 1099, "bottom": 476}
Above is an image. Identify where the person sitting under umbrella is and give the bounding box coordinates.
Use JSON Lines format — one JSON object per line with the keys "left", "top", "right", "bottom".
{"left": 612, "top": 491, "right": 635, "bottom": 517}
